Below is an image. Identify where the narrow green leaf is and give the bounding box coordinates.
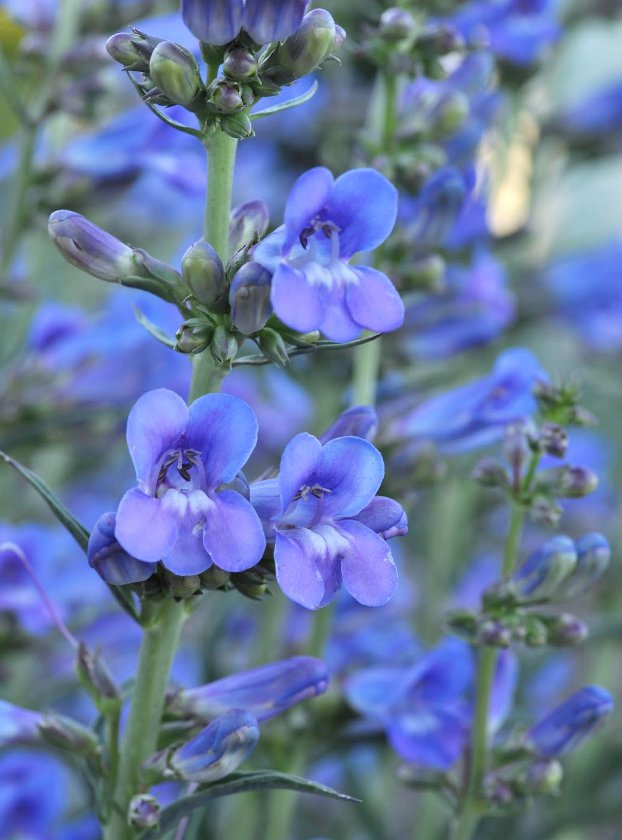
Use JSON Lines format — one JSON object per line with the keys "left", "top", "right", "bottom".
{"left": 138, "top": 771, "right": 359, "bottom": 839}
{"left": 0, "top": 450, "right": 141, "bottom": 624}
{"left": 134, "top": 306, "right": 177, "bottom": 349}
{"left": 251, "top": 80, "right": 319, "bottom": 120}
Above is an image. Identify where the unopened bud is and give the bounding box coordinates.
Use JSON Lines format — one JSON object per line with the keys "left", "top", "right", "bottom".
{"left": 472, "top": 457, "right": 509, "bottom": 490}
{"left": 257, "top": 327, "right": 289, "bottom": 366}
{"left": 401, "top": 253, "right": 446, "bottom": 292}
{"left": 212, "top": 81, "right": 243, "bottom": 113}
{"left": 270, "top": 9, "right": 337, "bottom": 84}
{"left": 165, "top": 572, "right": 202, "bottom": 598}
{"left": 536, "top": 466, "right": 599, "bottom": 499}
{"left": 77, "top": 643, "right": 120, "bottom": 710}
{"left": 540, "top": 422, "right": 568, "bottom": 458}
{"left": 129, "top": 794, "right": 161, "bottom": 829}
{"left": 182, "top": 240, "right": 226, "bottom": 305}
{"left": 149, "top": 41, "right": 202, "bottom": 106}
{"left": 544, "top": 613, "right": 588, "bottom": 646}
{"left": 39, "top": 714, "right": 101, "bottom": 757}
{"left": 529, "top": 495, "right": 563, "bottom": 528}
{"left": 558, "top": 532, "right": 610, "bottom": 599}
{"left": 430, "top": 90, "right": 469, "bottom": 136}
{"left": 210, "top": 325, "right": 240, "bottom": 365}
{"left": 88, "top": 512, "right": 156, "bottom": 585}
{"left": 512, "top": 536, "right": 577, "bottom": 601}
{"left": 224, "top": 47, "right": 258, "bottom": 80}
{"left": 169, "top": 710, "right": 259, "bottom": 783}
{"left": 527, "top": 686, "right": 613, "bottom": 757}
{"left": 199, "top": 566, "right": 231, "bottom": 590}
{"left": 176, "top": 321, "right": 213, "bottom": 355}
{"left": 523, "top": 758, "right": 563, "bottom": 796}
{"left": 49, "top": 210, "right": 135, "bottom": 281}
{"left": 477, "top": 619, "right": 512, "bottom": 648}
{"left": 229, "top": 200, "right": 269, "bottom": 255}
{"left": 106, "top": 28, "right": 161, "bottom": 69}
{"left": 229, "top": 262, "right": 273, "bottom": 335}
{"left": 220, "top": 110, "right": 253, "bottom": 139}
{"left": 379, "top": 8, "right": 416, "bottom": 40}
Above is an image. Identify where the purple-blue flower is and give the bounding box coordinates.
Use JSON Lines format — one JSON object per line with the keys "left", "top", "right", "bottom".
{"left": 168, "top": 656, "right": 328, "bottom": 722}
{"left": 88, "top": 512, "right": 156, "bottom": 585}
{"left": 253, "top": 167, "right": 404, "bottom": 342}
{"left": 383, "top": 347, "right": 547, "bottom": 453}
{"left": 251, "top": 433, "right": 405, "bottom": 609}
{"left": 526, "top": 686, "right": 613, "bottom": 757}
{"left": 181, "top": 0, "right": 307, "bottom": 46}
{"left": 114, "top": 388, "right": 266, "bottom": 576}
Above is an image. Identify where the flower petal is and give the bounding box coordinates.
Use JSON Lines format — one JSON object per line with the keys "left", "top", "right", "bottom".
{"left": 345, "top": 668, "right": 409, "bottom": 718}
{"left": 387, "top": 707, "right": 468, "bottom": 770}
{"left": 315, "top": 437, "right": 384, "bottom": 518}
{"left": 278, "top": 432, "right": 322, "bottom": 511}
{"left": 271, "top": 262, "right": 325, "bottom": 332}
{"left": 181, "top": 0, "right": 244, "bottom": 44}
{"left": 318, "top": 291, "right": 362, "bottom": 342}
{"left": 338, "top": 520, "right": 397, "bottom": 606}
{"left": 115, "top": 488, "right": 177, "bottom": 562}
{"left": 160, "top": 490, "right": 213, "bottom": 576}
{"left": 275, "top": 528, "right": 337, "bottom": 610}
{"left": 186, "top": 393, "right": 258, "bottom": 486}
{"left": 326, "top": 169, "right": 397, "bottom": 258}
{"left": 346, "top": 266, "right": 404, "bottom": 334}
{"left": 202, "top": 490, "right": 266, "bottom": 572}
{"left": 283, "top": 167, "right": 334, "bottom": 253}
{"left": 352, "top": 496, "right": 406, "bottom": 535}
{"left": 88, "top": 511, "right": 156, "bottom": 584}
{"left": 243, "top": 0, "right": 307, "bottom": 45}
{"left": 126, "top": 389, "right": 188, "bottom": 491}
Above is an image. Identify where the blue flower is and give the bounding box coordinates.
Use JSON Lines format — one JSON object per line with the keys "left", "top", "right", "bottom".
{"left": 88, "top": 512, "right": 156, "bottom": 585}
{"left": 527, "top": 686, "right": 613, "bottom": 757}
{"left": 181, "top": 0, "right": 307, "bottom": 46}
{"left": 115, "top": 388, "right": 266, "bottom": 576}
{"left": 254, "top": 167, "right": 404, "bottom": 342}
{"left": 251, "top": 433, "right": 405, "bottom": 609}
{"left": 384, "top": 347, "right": 547, "bottom": 454}
{"left": 0, "top": 700, "right": 42, "bottom": 748}
{"left": 168, "top": 656, "right": 328, "bottom": 722}
{"left": 400, "top": 167, "right": 471, "bottom": 252}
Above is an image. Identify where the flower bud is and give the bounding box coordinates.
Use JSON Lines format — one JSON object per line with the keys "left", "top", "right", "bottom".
{"left": 523, "top": 758, "right": 563, "bottom": 796}
{"left": 39, "top": 713, "right": 101, "bottom": 757}
{"left": 445, "top": 609, "right": 478, "bottom": 641}
{"left": 210, "top": 325, "right": 240, "bottom": 365}
{"left": 220, "top": 110, "right": 253, "bottom": 140}
{"left": 182, "top": 240, "right": 226, "bottom": 305}
{"left": 88, "top": 512, "right": 156, "bottom": 585}
{"left": 176, "top": 321, "right": 214, "bottom": 355}
{"left": 558, "top": 532, "right": 610, "bottom": 599}
{"left": 379, "top": 8, "right": 416, "bottom": 40}
{"left": 526, "top": 686, "right": 613, "bottom": 757}
{"left": 106, "top": 28, "right": 161, "bottom": 70}
{"left": 543, "top": 613, "right": 588, "bottom": 646}
{"left": 224, "top": 47, "right": 258, "bottom": 80}
{"left": 271, "top": 9, "right": 337, "bottom": 84}
{"left": 211, "top": 81, "right": 244, "bottom": 113}
{"left": 430, "top": 90, "right": 470, "bottom": 136}
{"left": 257, "top": 327, "right": 290, "bottom": 366}
{"left": 49, "top": 210, "right": 135, "bottom": 282}
{"left": 401, "top": 253, "right": 446, "bottom": 292}
{"left": 472, "top": 457, "right": 509, "bottom": 490}
{"left": 77, "top": 642, "right": 120, "bottom": 710}
{"left": 523, "top": 614, "right": 548, "bottom": 647}
{"left": 229, "top": 262, "right": 273, "bottom": 335}
{"left": 229, "top": 200, "right": 269, "bottom": 255}
{"left": 540, "top": 422, "right": 568, "bottom": 458}
{"left": 149, "top": 41, "right": 202, "bottom": 106}
{"left": 477, "top": 619, "right": 512, "bottom": 648}
{"left": 512, "top": 536, "right": 577, "bottom": 601}
{"left": 169, "top": 710, "right": 259, "bottom": 783}
{"left": 129, "top": 795, "right": 161, "bottom": 829}
{"left": 169, "top": 657, "right": 328, "bottom": 724}
{"left": 199, "top": 566, "right": 231, "bottom": 590}
{"left": 534, "top": 466, "right": 599, "bottom": 499}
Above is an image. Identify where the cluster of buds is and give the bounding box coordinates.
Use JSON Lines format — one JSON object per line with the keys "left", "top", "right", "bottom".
{"left": 106, "top": 8, "right": 344, "bottom": 139}
{"left": 473, "top": 412, "right": 599, "bottom": 528}
{"left": 447, "top": 533, "right": 609, "bottom": 649}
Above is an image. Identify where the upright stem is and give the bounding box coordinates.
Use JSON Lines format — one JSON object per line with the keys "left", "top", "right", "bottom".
{"left": 352, "top": 335, "right": 382, "bottom": 406}
{"left": 104, "top": 599, "right": 188, "bottom": 840}
{"left": 189, "top": 129, "right": 238, "bottom": 402}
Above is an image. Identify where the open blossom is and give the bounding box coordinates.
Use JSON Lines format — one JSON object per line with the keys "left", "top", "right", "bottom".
{"left": 114, "top": 388, "right": 266, "bottom": 576}
{"left": 181, "top": 0, "right": 307, "bottom": 46}
{"left": 251, "top": 432, "right": 406, "bottom": 610}
{"left": 253, "top": 167, "right": 404, "bottom": 342}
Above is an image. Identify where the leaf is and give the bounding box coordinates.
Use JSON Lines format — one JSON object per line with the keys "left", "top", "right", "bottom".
{"left": 234, "top": 332, "right": 382, "bottom": 366}
{"left": 0, "top": 450, "right": 141, "bottom": 624}
{"left": 251, "top": 80, "right": 319, "bottom": 120}
{"left": 134, "top": 306, "right": 177, "bottom": 350}
{"left": 138, "top": 771, "right": 359, "bottom": 839}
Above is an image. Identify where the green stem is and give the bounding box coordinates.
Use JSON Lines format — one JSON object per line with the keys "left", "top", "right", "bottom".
{"left": 189, "top": 129, "right": 238, "bottom": 402}
{"left": 351, "top": 333, "right": 382, "bottom": 406}
{"left": 104, "top": 599, "right": 188, "bottom": 840}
